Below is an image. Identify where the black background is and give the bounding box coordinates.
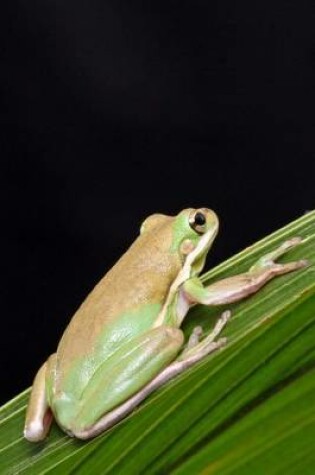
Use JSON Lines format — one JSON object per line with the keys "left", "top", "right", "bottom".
{"left": 1, "top": 1, "right": 314, "bottom": 405}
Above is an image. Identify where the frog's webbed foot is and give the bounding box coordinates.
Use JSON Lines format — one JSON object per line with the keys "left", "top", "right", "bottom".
{"left": 249, "top": 237, "right": 308, "bottom": 273}
{"left": 180, "top": 310, "right": 231, "bottom": 361}
{"left": 185, "top": 325, "right": 203, "bottom": 350}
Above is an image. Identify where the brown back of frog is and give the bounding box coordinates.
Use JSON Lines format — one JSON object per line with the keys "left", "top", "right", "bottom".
{"left": 54, "top": 215, "right": 182, "bottom": 374}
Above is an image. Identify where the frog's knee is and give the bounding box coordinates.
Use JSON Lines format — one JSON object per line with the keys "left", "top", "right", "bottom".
{"left": 165, "top": 326, "right": 184, "bottom": 345}
{"left": 154, "top": 325, "right": 184, "bottom": 349}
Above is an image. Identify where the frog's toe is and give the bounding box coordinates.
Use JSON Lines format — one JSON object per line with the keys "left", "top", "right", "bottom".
{"left": 280, "top": 236, "right": 303, "bottom": 250}
{"left": 186, "top": 326, "right": 203, "bottom": 349}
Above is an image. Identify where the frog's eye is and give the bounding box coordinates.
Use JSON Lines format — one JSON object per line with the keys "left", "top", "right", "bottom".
{"left": 189, "top": 210, "right": 207, "bottom": 234}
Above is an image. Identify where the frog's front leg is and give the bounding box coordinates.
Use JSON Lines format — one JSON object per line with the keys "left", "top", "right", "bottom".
{"left": 183, "top": 237, "right": 308, "bottom": 307}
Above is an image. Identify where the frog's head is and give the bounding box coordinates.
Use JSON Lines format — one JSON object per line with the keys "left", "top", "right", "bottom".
{"left": 140, "top": 207, "right": 218, "bottom": 278}
{"left": 171, "top": 208, "right": 219, "bottom": 277}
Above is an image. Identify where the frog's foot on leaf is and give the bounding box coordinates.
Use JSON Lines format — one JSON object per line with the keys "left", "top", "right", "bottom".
{"left": 178, "top": 337, "right": 227, "bottom": 366}
{"left": 179, "top": 310, "right": 231, "bottom": 361}
{"left": 250, "top": 236, "right": 309, "bottom": 273}
{"left": 186, "top": 325, "right": 203, "bottom": 350}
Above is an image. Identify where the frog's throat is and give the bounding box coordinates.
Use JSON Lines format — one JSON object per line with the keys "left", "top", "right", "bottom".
{"left": 153, "top": 226, "right": 218, "bottom": 328}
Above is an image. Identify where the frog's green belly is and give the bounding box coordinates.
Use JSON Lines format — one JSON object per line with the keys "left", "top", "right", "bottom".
{"left": 49, "top": 302, "right": 181, "bottom": 432}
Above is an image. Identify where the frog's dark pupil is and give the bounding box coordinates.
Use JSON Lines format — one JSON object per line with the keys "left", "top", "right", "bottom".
{"left": 194, "top": 212, "right": 206, "bottom": 226}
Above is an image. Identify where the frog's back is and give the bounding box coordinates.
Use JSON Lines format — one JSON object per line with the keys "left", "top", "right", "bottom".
{"left": 50, "top": 219, "right": 181, "bottom": 400}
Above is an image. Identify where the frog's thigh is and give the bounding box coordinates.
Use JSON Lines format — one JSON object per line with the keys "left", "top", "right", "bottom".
{"left": 75, "top": 317, "right": 228, "bottom": 440}
{"left": 70, "top": 326, "right": 184, "bottom": 438}
{"left": 24, "top": 355, "right": 55, "bottom": 442}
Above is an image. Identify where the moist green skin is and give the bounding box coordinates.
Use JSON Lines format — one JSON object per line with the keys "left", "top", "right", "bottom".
{"left": 170, "top": 212, "right": 202, "bottom": 253}
{"left": 49, "top": 303, "right": 167, "bottom": 431}
{"left": 52, "top": 303, "right": 162, "bottom": 399}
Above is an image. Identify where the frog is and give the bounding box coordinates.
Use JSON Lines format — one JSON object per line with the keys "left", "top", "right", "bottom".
{"left": 24, "top": 208, "right": 308, "bottom": 441}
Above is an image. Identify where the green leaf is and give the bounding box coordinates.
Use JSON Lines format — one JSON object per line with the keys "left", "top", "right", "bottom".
{"left": 1, "top": 211, "right": 314, "bottom": 475}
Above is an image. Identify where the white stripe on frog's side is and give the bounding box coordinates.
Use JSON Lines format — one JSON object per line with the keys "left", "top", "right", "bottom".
{"left": 175, "top": 289, "right": 190, "bottom": 326}
{"left": 153, "top": 226, "right": 218, "bottom": 328}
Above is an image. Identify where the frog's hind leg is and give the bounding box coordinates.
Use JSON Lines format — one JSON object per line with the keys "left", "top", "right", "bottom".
{"left": 24, "top": 356, "right": 54, "bottom": 442}
{"left": 180, "top": 310, "right": 231, "bottom": 360}
{"left": 68, "top": 326, "right": 184, "bottom": 439}
{"left": 74, "top": 315, "right": 229, "bottom": 440}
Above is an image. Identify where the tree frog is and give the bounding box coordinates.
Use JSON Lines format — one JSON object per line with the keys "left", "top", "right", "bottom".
{"left": 24, "top": 208, "right": 307, "bottom": 441}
